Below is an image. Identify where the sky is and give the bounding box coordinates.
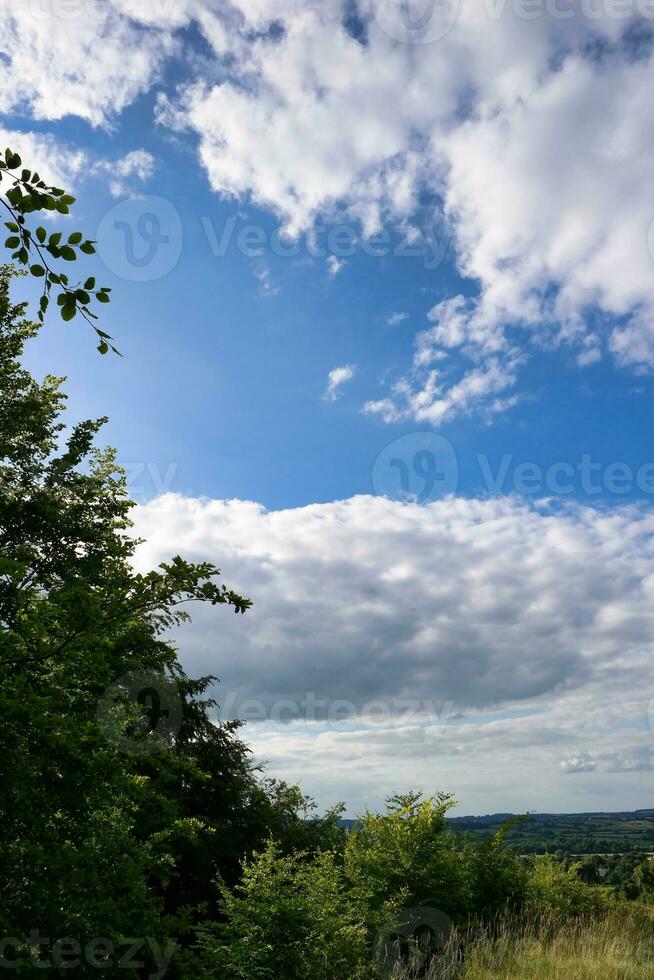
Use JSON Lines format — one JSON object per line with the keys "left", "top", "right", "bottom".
{"left": 3, "top": 0, "right": 654, "bottom": 816}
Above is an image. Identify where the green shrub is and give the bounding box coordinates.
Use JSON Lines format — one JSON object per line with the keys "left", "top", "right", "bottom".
{"left": 344, "top": 792, "right": 472, "bottom": 921}
{"left": 198, "top": 842, "right": 376, "bottom": 979}
{"left": 524, "top": 855, "right": 611, "bottom": 920}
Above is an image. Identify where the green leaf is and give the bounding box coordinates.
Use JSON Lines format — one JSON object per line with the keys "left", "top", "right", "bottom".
{"left": 30, "top": 265, "right": 45, "bottom": 277}
{"left": 96, "top": 292, "right": 110, "bottom": 304}
{"left": 61, "top": 304, "right": 77, "bottom": 321}
{"left": 4, "top": 222, "right": 19, "bottom": 232}
{"left": 4, "top": 237, "right": 19, "bottom": 248}
{"left": 36, "top": 226, "right": 47, "bottom": 244}
{"left": 84, "top": 276, "right": 96, "bottom": 290}
{"left": 21, "top": 169, "right": 31, "bottom": 182}
{"left": 60, "top": 246, "right": 76, "bottom": 261}
{"left": 49, "top": 232, "right": 62, "bottom": 246}
{"left": 80, "top": 242, "right": 96, "bottom": 255}
{"left": 60, "top": 194, "right": 76, "bottom": 206}
{"left": 6, "top": 151, "right": 21, "bottom": 169}
{"left": 68, "top": 232, "right": 83, "bottom": 245}
{"left": 98, "top": 340, "right": 109, "bottom": 354}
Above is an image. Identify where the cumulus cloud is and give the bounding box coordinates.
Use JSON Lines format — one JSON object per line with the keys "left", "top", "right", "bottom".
{"left": 130, "top": 492, "right": 654, "bottom": 810}
{"left": 7, "top": 3, "right": 654, "bottom": 411}
{"left": 323, "top": 363, "right": 357, "bottom": 400}
{"left": 154, "top": 2, "right": 654, "bottom": 416}
{"left": 0, "top": 1, "right": 181, "bottom": 126}
{"left": 0, "top": 127, "right": 88, "bottom": 189}
{"left": 132, "top": 494, "right": 654, "bottom": 710}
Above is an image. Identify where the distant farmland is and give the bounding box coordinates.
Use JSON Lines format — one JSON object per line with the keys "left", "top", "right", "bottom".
{"left": 339, "top": 810, "right": 654, "bottom": 854}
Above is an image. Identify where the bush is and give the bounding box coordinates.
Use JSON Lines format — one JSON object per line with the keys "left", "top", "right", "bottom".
{"left": 524, "top": 855, "right": 611, "bottom": 920}
{"left": 344, "top": 792, "right": 472, "bottom": 922}
{"left": 197, "top": 842, "right": 374, "bottom": 979}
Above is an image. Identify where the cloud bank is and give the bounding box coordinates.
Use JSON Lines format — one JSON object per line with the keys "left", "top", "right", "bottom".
{"left": 132, "top": 493, "right": 654, "bottom": 811}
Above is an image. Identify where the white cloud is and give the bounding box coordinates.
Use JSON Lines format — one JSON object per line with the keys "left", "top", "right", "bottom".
{"left": 364, "top": 354, "right": 521, "bottom": 426}
{"left": 7, "top": 4, "right": 654, "bottom": 397}
{"left": 253, "top": 263, "right": 280, "bottom": 296}
{"left": 154, "top": 3, "right": 654, "bottom": 416}
{"left": 0, "top": 127, "right": 88, "bottom": 189}
{"left": 561, "top": 753, "right": 598, "bottom": 774}
{"left": 387, "top": 311, "right": 408, "bottom": 327}
{"left": 327, "top": 255, "right": 345, "bottom": 277}
{"left": 90, "top": 149, "right": 156, "bottom": 197}
{"left": 323, "top": 363, "right": 357, "bottom": 400}
{"left": 0, "top": 0, "right": 178, "bottom": 126}
{"left": 131, "top": 492, "right": 654, "bottom": 812}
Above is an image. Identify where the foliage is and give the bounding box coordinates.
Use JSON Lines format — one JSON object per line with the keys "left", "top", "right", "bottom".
{"left": 200, "top": 792, "right": 621, "bottom": 979}
{"left": 461, "top": 819, "right": 530, "bottom": 916}
{"left": 0, "top": 147, "right": 114, "bottom": 351}
{"left": 344, "top": 792, "right": 471, "bottom": 921}
{"left": 0, "top": 265, "right": 321, "bottom": 975}
{"left": 523, "top": 855, "right": 611, "bottom": 920}
{"left": 198, "top": 843, "right": 374, "bottom": 980}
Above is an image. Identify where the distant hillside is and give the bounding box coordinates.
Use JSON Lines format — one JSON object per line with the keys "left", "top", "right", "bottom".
{"left": 339, "top": 810, "right": 654, "bottom": 854}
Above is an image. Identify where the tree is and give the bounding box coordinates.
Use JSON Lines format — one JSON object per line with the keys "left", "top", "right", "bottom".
{"left": 0, "top": 265, "right": 314, "bottom": 974}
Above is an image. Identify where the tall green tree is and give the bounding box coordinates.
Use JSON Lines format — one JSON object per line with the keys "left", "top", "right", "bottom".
{"left": 0, "top": 266, "right": 311, "bottom": 975}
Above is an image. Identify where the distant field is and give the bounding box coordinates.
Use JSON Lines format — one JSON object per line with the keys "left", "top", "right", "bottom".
{"left": 338, "top": 810, "right": 654, "bottom": 854}
{"left": 448, "top": 810, "right": 654, "bottom": 854}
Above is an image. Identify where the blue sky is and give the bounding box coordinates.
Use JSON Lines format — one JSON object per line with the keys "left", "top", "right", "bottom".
{"left": 3, "top": 0, "right": 654, "bottom": 815}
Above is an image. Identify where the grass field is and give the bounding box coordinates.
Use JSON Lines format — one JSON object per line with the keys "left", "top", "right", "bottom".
{"left": 393, "top": 908, "right": 654, "bottom": 979}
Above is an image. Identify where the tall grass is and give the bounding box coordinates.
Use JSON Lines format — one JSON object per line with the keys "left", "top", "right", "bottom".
{"left": 391, "top": 907, "right": 654, "bottom": 979}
